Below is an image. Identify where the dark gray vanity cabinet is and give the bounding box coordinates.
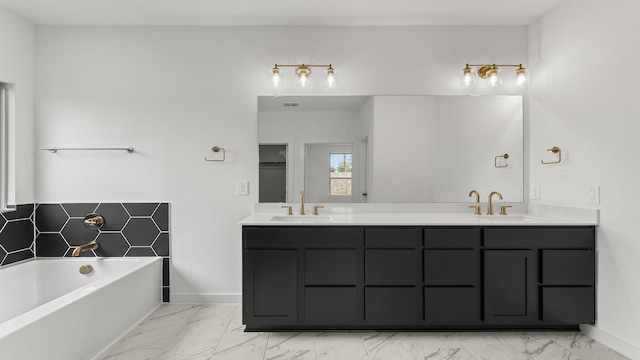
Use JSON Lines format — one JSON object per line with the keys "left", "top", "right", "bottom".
{"left": 423, "top": 228, "right": 482, "bottom": 324}
{"left": 242, "top": 225, "right": 595, "bottom": 331}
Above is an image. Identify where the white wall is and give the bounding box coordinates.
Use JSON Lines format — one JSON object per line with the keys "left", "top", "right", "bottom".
{"left": 0, "top": 6, "right": 35, "bottom": 204}
{"left": 370, "top": 96, "right": 437, "bottom": 202}
{"left": 34, "top": 26, "right": 527, "bottom": 302}
{"left": 529, "top": 1, "right": 640, "bottom": 357}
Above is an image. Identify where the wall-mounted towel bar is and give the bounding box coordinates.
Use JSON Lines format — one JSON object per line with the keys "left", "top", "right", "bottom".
{"left": 205, "top": 146, "right": 226, "bottom": 161}
{"left": 40, "top": 147, "right": 134, "bottom": 153}
{"left": 541, "top": 146, "right": 562, "bottom": 164}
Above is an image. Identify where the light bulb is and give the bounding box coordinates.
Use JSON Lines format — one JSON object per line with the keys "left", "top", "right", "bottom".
{"left": 460, "top": 65, "right": 475, "bottom": 87}
{"left": 325, "top": 66, "right": 336, "bottom": 88}
{"left": 271, "top": 66, "right": 282, "bottom": 88}
{"left": 487, "top": 67, "right": 501, "bottom": 88}
{"left": 516, "top": 66, "right": 528, "bottom": 87}
{"left": 296, "top": 66, "right": 311, "bottom": 88}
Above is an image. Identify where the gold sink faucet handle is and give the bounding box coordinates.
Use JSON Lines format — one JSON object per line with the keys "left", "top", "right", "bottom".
{"left": 468, "top": 205, "right": 482, "bottom": 215}
{"left": 313, "top": 206, "right": 324, "bottom": 215}
{"left": 500, "top": 205, "right": 512, "bottom": 215}
{"left": 281, "top": 205, "right": 293, "bottom": 215}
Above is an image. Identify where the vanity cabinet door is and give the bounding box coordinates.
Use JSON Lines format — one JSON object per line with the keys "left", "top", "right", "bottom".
{"left": 243, "top": 250, "right": 297, "bottom": 326}
{"left": 484, "top": 250, "right": 538, "bottom": 324}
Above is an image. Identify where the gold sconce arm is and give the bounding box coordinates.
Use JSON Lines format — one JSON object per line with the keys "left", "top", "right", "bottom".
{"left": 541, "top": 146, "right": 562, "bottom": 164}
{"left": 494, "top": 153, "right": 509, "bottom": 168}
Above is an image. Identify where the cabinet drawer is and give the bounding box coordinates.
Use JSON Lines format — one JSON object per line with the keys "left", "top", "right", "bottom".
{"left": 305, "top": 287, "right": 357, "bottom": 324}
{"left": 424, "top": 250, "right": 479, "bottom": 285}
{"left": 306, "top": 249, "right": 357, "bottom": 285}
{"left": 425, "top": 287, "right": 481, "bottom": 324}
{"left": 365, "top": 228, "right": 419, "bottom": 248}
{"left": 542, "top": 250, "right": 594, "bottom": 285}
{"left": 542, "top": 287, "right": 594, "bottom": 324}
{"left": 365, "top": 249, "right": 417, "bottom": 285}
{"left": 365, "top": 287, "right": 418, "bottom": 323}
{"left": 424, "top": 228, "right": 481, "bottom": 248}
{"left": 484, "top": 228, "right": 594, "bottom": 249}
{"left": 244, "top": 227, "right": 361, "bottom": 248}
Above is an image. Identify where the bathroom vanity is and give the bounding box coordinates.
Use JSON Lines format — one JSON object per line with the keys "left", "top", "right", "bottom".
{"left": 240, "top": 213, "right": 596, "bottom": 331}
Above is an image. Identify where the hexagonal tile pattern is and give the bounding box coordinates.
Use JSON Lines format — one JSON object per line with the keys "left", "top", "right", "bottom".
{"left": 0, "top": 220, "right": 34, "bottom": 252}
{"left": 126, "top": 247, "right": 157, "bottom": 257}
{"left": 95, "top": 233, "right": 130, "bottom": 257}
{"left": 36, "top": 204, "right": 69, "bottom": 232}
{"left": 0, "top": 246, "right": 7, "bottom": 265}
{"left": 2, "top": 204, "right": 34, "bottom": 220}
{"left": 36, "top": 233, "right": 69, "bottom": 257}
{"left": 96, "top": 203, "right": 130, "bottom": 231}
{"left": 61, "top": 203, "right": 98, "bottom": 217}
{"left": 153, "top": 203, "right": 169, "bottom": 231}
{"left": 0, "top": 216, "right": 6, "bottom": 232}
{"left": 123, "top": 218, "right": 160, "bottom": 246}
{"left": 3, "top": 249, "right": 34, "bottom": 265}
{"left": 123, "top": 203, "right": 159, "bottom": 216}
{"left": 153, "top": 233, "right": 170, "bottom": 256}
{"left": 61, "top": 218, "right": 99, "bottom": 246}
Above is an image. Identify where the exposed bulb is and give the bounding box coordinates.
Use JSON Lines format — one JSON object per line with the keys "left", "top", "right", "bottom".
{"left": 461, "top": 66, "right": 475, "bottom": 87}
{"left": 516, "top": 66, "right": 528, "bottom": 87}
{"left": 298, "top": 72, "right": 309, "bottom": 87}
{"left": 325, "top": 66, "right": 336, "bottom": 88}
{"left": 487, "top": 67, "right": 500, "bottom": 88}
{"left": 296, "top": 66, "right": 311, "bottom": 88}
{"left": 271, "top": 67, "right": 282, "bottom": 88}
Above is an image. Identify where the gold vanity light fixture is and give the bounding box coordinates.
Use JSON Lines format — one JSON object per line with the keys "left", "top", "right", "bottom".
{"left": 461, "top": 63, "right": 528, "bottom": 88}
{"left": 271, "top": 63, "right": 336, "bottom": 88}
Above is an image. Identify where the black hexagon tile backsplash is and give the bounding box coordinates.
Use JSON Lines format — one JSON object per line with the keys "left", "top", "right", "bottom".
{"left": 3, "top": 202, "right": 170, "bottom": 302}
{"left": 0, "top": 204, "right": 35, "bottom": 267}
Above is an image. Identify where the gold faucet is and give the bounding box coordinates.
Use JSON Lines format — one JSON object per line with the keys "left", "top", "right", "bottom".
{"left": 300, "top": 191, "right": 305, "bottom": 215}
{"left": 72, "top": 241, "right": 99, "bottom": 257}
{"left": 468, "top": 190, "right": 481, "bottom": 215}
{"left": 487, "top": 191, "right": 503, "bottom": 215}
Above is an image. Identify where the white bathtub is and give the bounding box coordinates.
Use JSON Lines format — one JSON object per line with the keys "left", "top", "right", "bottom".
{"left": 0, "top": 257, "right": 162, "bottom": 360}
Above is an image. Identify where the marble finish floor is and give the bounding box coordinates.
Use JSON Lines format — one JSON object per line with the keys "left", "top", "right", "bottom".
{"left": 99, "top": 304, "right": 630, "bottom": 360}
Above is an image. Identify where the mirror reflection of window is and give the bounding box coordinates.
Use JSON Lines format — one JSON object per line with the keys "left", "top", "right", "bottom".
{"left": 330, "top": 153, "right": 352, "bottom": 196}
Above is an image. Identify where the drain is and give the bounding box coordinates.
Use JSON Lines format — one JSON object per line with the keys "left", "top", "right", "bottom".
{"left": 79, "top": 264, "right": 93, "bottom": 275}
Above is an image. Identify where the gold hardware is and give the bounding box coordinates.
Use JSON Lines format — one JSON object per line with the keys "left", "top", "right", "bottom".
{"left": 487, "top": 191, "right": 503, "bottom": 215}
{"left": 300, "top": 191, "right": 305, "bottom": 215}
{"left": 494, "top": 153, "right": 509, "bottom": 168}
{"left": 271, "top": 63, "right": 336, "bottom": 88}
{"left": 281, "top": 205, "right": 293, "bottom": 215}
{"left": 500, "top": 205, "right": 513, "bottom": 215}
{"left": 541, "top": 146, "right": 562, "bottom": 164}
{"left": 205, "top": 146, "right": 226, "bottom": 162}
{"left": 462, "top": 63, "right": 527, "bottom": 87}
{"left": 79, "top": 264, "right": 93, "bottom": 275}
{"left": 72, "top": 241, "right": 99, "bottom": 257}
{"left": 468, "top": 190, "right": 481, "bottom": 215}
{"left": 83, "top": 214, "right": 104, "bottom": 230}
{"left": 313, "top": 205, "right": 324, "bottom": 215}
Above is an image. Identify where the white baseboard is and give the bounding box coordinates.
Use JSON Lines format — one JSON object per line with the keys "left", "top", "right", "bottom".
{"left": 171, "top": 293, "right": 242, "bottom": 304}
{"left": 581, "top": 324, "right": 640, "bottom": 359}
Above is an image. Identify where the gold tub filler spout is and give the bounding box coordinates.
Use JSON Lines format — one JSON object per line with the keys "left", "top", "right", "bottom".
{"left": 72, "top": 241, "right": 99, "bottom": 257}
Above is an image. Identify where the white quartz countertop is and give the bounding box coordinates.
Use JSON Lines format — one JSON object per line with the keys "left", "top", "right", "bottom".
{"left": 238, "top": 212, "right": 598, "bottom": 226}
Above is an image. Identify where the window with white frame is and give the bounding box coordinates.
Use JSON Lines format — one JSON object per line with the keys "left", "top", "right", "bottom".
{"left": 0, "top": 82, "right": 13, "bottom": 211}
{"left": 329, "top": 153, "right": 352, "bottom": 196}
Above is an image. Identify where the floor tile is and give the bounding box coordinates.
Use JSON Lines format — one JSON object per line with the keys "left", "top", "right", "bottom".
{"left": 363, "top": 332, "right": 423, "bottom": 360}
{"left": 316, "top": 333, "right": 369, "bottom": 360}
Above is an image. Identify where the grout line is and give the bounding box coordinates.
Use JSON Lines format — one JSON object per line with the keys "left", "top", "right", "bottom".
{"left": 361, "top": 333, "right": 374, "bottom": 360}
{"left": 263, "top": 332, "right": 271, "bottom": 360}
{"left": 407, "top": 334, "right": 424, "bottom": 359}
{"left": 210, "top": 304, "right": 240, "bottom": 358}
{"left": 456, "top": 332, "right": 482, "bottom": 360}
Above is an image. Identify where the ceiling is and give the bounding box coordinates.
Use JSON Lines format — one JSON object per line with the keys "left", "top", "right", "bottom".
{"left": 0, "top": 0, "right": 566, "bottom": 26}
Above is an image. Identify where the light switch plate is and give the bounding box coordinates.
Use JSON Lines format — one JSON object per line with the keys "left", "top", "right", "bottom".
{"left": 531, "top": 185, "right": 540, "bottom": 200}
{"left": 586, "top": 185, "right": 600, "bottom": 204}
{"left": 236, "top": 181, "right": 249, "bottom": 196}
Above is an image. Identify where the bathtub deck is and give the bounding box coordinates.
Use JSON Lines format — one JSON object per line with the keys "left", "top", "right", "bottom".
{"left": 98, "top": 304, "right": 629, "bottom": 360}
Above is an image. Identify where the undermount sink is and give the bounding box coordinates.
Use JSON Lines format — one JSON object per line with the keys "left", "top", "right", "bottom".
{"left": 270, "top": 215, "right": 333, "bottom": 222}
{"left": 477, "top": 215, "right": 547, "bottom": 222}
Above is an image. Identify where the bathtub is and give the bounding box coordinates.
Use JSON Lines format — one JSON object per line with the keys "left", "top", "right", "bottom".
{"left": 0, "top": 257, "right": 162, "bottom": 360}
